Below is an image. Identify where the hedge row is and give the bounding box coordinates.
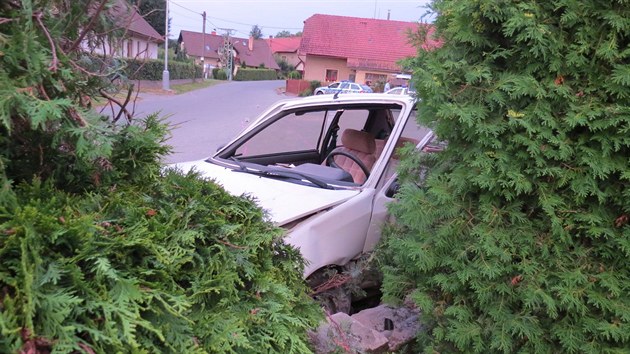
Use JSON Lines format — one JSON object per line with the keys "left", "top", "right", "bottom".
{"left": 234, "top": 68, "right": 278, "bottom": 81}
{"left": 212, "top": 68, "right": 228, "bottom": 80}
{"left": 124, "top": 59, "right": 202, "bottom": 81}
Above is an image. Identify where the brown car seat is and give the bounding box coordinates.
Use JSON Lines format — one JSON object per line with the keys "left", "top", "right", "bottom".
{"left": 327, "top": 129, "right": 377, "bottom": 184}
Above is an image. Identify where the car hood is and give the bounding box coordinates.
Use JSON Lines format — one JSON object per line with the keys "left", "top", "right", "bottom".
{"left": 169, "top": 160, "right": 360, "bottom": 225}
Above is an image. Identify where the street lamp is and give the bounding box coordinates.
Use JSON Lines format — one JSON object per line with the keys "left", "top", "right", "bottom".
{"left": 162, "top": 0, "right": 170, "bottom": 90}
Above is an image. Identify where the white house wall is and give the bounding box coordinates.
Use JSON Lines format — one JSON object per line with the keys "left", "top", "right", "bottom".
{"left": 83, "top": 36, "right": 158, "bottom": 60}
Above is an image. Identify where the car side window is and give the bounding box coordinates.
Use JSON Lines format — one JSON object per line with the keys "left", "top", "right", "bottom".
{"left": 329, "top": 82, "right": 340, "bottom": 89}
{"left": 335, "top": 109, "right": 371, "bottom": 145}
{"left": 235, "top": 111, "right": 326, "bottom": 157}
{"left": 340, "top": 82, "right": 350, "bottom": 90}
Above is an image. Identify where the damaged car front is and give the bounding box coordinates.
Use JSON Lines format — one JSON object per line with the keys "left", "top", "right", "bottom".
{"left": 171, "top": 94, "right": 435, "bottom": 279}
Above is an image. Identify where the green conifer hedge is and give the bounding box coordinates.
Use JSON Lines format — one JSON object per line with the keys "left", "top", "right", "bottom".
{"left": 380, "top": 0, "right": 630, "bottom": 352}
{"left": 0, "top": 1, "right": 321, "bottom": 352}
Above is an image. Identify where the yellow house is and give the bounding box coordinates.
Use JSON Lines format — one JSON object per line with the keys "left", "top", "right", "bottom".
{"left": 299, "top": 14, "right": 437, "bottom": 88}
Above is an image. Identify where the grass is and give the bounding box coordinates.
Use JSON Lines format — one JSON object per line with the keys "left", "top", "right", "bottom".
{"left": 92, "top": 79, "right": 225, "bottom": 107}
{"left": 171, "top": 79, "right": 223, "bottom": 94}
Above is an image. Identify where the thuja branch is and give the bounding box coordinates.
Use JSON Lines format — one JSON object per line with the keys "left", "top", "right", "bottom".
{"left": 33, "top": 12, "right": 58, "bottom": 72}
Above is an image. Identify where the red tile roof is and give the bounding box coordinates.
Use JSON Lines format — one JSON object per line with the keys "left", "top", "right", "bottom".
{"left": 266, "top": 37, "right": 302, "bottom": 54}
{"left": 111, "top": 0, "right": 162, "bottom": 42}
{"left": 178, "top": 30, "right": 223, "bottom": 61}
{"left": 178, "top": 30, "right": 280, "bottom": 70}
{"left": 300, "top": 14, "right": 438, "bottom": 72}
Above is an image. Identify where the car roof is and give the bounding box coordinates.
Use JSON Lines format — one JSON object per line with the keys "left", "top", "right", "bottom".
{"left": 275, "top": 93, "right": 414, "bottom": 108}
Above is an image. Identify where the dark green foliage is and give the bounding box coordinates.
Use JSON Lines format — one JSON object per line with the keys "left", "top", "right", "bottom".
{"left": 213, "top": 68, "right": 228, "bottom": 80}
{"left": 0, "top": 171, "right": 321, "bottom": 353}
{"left": 275, "top": 57, "right": 297, "bottom": 79}
{"left": 1, "top": 0, "right": 322, "bottom": 352}
{"left": 288, "top": 71, "right": 302, "bottom": 80}
{"left": 124, "top": 58, "right": 203, "bottom": 80}
{"left": 233, "top": 68, "right": 278, "bottom": 81}
{"left": 379, "top": 0, "right": 630, "bottom": 353}
{"left": 250, "top": 25, "right": 263, "bottom": 40}
{"left": 275, "top": 30, "right": 293, "bottom": 38}
{"left": 131, "top": 0, "right": 167, "bottom": 36}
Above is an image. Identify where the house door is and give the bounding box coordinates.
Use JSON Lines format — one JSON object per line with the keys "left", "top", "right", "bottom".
{"left": 349, "top": 73, "right": 356, "bottom": 83}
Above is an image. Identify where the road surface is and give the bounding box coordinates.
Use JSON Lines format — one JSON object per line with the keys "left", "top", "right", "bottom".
{"left": 106, "top": 80, "right": 290, "bottom": 164}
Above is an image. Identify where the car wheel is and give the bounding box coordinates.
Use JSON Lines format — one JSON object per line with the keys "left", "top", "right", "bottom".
{"left": 316, "top": 91, "right": 324, "bottom": 95}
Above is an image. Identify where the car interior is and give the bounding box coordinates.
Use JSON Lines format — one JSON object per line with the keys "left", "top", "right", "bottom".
{"left": 213, "top": 103, "right": 422, "bottom": 187}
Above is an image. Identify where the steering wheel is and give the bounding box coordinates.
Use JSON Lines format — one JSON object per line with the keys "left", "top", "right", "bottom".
{"left": 325, "top": 150, "right": 370, "bottom": 181}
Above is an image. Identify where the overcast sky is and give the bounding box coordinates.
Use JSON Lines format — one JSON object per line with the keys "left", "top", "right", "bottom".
{"left": 167, "top": 0, "right": 434, "bottom": 39}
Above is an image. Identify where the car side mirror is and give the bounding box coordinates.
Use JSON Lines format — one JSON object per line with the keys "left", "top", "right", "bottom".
{"left": 216, "top": 143, "right": 226, "bottom": 152}
{"left": 385, "top": 179, "right": 400, "bottom": 198}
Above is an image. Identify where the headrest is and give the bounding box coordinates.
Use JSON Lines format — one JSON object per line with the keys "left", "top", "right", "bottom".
{"left": 341, "top": 129, "right": 376, "bottom": 154}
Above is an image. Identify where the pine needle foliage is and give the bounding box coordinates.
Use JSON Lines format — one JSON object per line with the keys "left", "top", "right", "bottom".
{"left": 1, "top": 0, "right": 322, "bottom": 352}
{"left": 379, "top": 0, "right": 630, "bottom": 352}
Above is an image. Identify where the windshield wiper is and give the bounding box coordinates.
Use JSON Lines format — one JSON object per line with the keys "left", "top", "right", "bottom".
{"left": 260, "top": 169, "right": 333, "bottom": 189}
{"left": 230, "top": 163, "right": 333, "bottom": 189}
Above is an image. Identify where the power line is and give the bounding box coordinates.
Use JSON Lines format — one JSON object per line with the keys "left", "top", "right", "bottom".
{"left": 170, "top": 0, "right": 301, "bottom": 32}
{"left": 206, "top": 14, "right": 302, "bottom": 30}
{"left": 170, "top": 0, "right": 201, "bottom": 15}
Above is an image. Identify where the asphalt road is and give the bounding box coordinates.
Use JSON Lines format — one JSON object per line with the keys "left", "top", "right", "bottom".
{"left": 119, "top": 80, "right": 291, "bottom": 164}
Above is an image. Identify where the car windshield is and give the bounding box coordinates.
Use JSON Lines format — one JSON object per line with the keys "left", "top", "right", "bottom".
{"left": 213, "top": 99, "right": 419, "bottom": 189}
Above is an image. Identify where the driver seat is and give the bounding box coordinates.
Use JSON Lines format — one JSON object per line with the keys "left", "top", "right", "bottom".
{"left": 328, "top": 129, "right": 376, "bottom": 184}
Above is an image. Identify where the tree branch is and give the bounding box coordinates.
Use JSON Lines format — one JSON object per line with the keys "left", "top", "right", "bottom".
{"left": 33, "top": 12, "right": 58, "bottom": 72}
{"left": 68, "top": 0, "right": 109, "bottom": 52}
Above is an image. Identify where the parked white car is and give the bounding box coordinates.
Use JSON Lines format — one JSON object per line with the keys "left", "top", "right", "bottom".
{"left": 314, "top": 81, "right": 373, "bottom": 95}
{"left": 385, "top": 86, "right": 416, "bottom": 96}
{"left": 171, "top": 94, "right": 435, "bottom": 279}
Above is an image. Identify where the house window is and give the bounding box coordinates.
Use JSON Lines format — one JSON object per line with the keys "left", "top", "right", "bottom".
{"left": 325, "top": 69, "right": 338, "bottom": 82}
{"left": 137, "top": 41, "right": 141, "bottom": 56}
{"left": 127, "top": 40, "right": 133, "bottom": 57}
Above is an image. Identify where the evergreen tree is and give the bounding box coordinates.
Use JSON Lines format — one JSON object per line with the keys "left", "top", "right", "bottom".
{"left": 131, "top": 0, "right": 168, "bottom": 36}
{"left": 250, "top": 24, "right": 263, "bottom": 39}
{"left": 380, "top": 0, "right": 630, "bottom": 352}
{"left": 275, "top": 30, "right": 292, "bottom": 38}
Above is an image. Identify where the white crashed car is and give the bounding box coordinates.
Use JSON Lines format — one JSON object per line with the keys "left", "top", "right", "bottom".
{"left": 172, "top": 93, "right": 434, "bottom": 279}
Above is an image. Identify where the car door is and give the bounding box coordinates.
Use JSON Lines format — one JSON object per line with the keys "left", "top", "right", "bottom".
{"left": 363, "top": 111, "right": 435, "bottom": 252}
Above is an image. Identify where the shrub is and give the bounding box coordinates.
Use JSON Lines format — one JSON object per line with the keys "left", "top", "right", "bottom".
{"left": 0, "top": 1, "right": 322, "bottom": 353}
{"left": 212, "top": 68, "right": 228, "bottom": 80}
{"left": 233, "top": 68, "right": 278, "bottom": 81}
{"left": 0, "top": 167, "right": 321, "bottom": 353}
{"left": 309, "top": 80, "right": 322, "bottom": 94}
{"left": 124, "top": 58, "right": 202, "bottom": 81}
{"left": 379, "top": 0, "right": 630, "bottom": 352}
{"left": 288, "top": 70, "right": 302, "bottom": 80}
{"left": 298, "top": 88, "right": 313, "bottom": 97}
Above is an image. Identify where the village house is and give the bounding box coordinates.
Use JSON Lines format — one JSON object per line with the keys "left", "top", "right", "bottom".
{"left": 177, "top": 30, "right": 280, "bottom": 75}
{"left": 84, "top": 0, "right": 163, "bottom": 60}
{"left": 299, "top": 14, "right": 437, "bottom": 86}
{"left": 265, "top": 36, "right": 304, "bottom": 74}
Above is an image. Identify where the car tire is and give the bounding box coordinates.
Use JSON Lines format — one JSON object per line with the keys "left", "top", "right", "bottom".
{"left": 316, "top": 91, "right": 324, "bottom": 95}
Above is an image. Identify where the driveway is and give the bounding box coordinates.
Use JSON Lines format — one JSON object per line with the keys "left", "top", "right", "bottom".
{"left": 112, "top": 80, "right": 290, "bottom": 164}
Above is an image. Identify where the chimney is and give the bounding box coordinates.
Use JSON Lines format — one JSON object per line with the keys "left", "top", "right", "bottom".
{"left": 387, "top": 10, "right": 390, "bottom": 20}
{"left": 248, "top": 36, "right": 254, "bottom": 51}
{"left": 211, "top": 29, "right": 216, "bottom": 35}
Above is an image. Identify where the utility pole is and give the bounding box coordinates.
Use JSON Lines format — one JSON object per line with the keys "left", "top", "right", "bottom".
{"left": 162, "top": 0, "right": 169, "bottom": 90}
{"left": 201, "top": 11, "right": 206, "bottom": 79}
{"left": 219, "top": 28, "right": 234, "bottom": 81}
